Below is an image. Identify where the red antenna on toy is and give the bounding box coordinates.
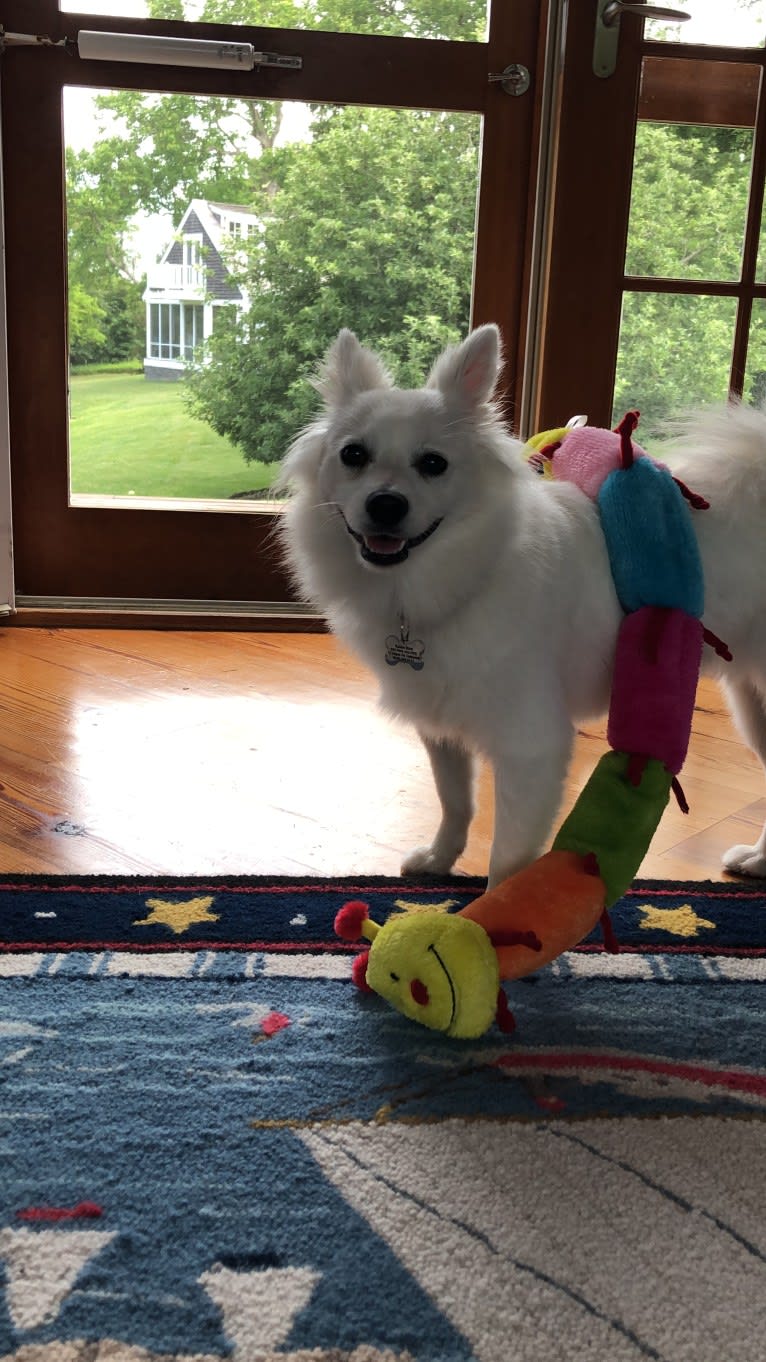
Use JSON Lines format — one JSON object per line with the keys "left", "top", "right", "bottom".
{"left": 614, "top": 409, "right": 640, "bottom": 469}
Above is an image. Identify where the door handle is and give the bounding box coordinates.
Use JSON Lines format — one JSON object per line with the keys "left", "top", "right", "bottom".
{"left": 593, "top": 0, "right": 691, "bottom": 78}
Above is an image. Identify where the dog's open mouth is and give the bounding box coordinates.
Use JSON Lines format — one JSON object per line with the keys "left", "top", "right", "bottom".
{"left": 341, "top": 515, "right": 442, "bottom": 567}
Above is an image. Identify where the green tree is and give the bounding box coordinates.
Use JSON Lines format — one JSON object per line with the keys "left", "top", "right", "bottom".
{"left": 185, "top": 106, "right": 479, "bottom": 462}
{"left": 69, "top": 283, "right": 107, "bottom": 365}
{"left": 614, "top": 122, "right": 754, "bottom": 435}
{"left": 67, "top": 147, "right": 146, "bottom": 365}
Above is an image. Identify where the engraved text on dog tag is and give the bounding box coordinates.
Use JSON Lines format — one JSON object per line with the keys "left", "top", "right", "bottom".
{"left": 385, "top": 616, "right": 425, "bottom": 670}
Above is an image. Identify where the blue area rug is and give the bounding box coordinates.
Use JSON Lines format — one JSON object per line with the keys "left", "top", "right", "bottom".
{"left": 1, "top": 874, "right": 765, "bottom": 1362}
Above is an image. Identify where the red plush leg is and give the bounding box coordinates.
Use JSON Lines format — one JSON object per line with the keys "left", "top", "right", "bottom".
{"left": 600, "top": 911, "right": 620, "bottom": 954}
{"left": 495, "top": 988, "right": 516, "bottom": 1034}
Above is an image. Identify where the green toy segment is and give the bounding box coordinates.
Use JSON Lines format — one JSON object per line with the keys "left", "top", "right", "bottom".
{"left": 552, "top": 751, "right": 672, "bottom": 906}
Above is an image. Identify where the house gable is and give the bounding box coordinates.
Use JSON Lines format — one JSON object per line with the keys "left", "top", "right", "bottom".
{"left": 143, "top": 197, "right": 259, "bottom": 378}
{"left": 161, "top": 204, "right": 244, "bottom": 303}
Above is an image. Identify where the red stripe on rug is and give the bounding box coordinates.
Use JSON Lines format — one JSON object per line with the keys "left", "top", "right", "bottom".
{"left": 1, "top": 939, "right": 356, "bottom": 953}
{"left": 3, "top": 940, "right": 764, "bottom": 956}
{"left": 493, "top": 1050, "right": 766, "bottom": 1096}
{"left": 16, "top": 1202, "right": 103, "bottom": 1221}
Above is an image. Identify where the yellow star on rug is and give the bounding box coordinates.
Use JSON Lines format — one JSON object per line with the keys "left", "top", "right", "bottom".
{"left": 133, "top": 895, "right": 220, "bottom": 936}
{"left": 637, "top": 902, "right": 716, "bottom": 938}
{"left": 393, "top": 898, "right": 460, "bottom": 915}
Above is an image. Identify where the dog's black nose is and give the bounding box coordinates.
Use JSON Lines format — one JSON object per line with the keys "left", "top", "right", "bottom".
{"left": 365, "top": 491, "right": 409, "bottom": 528}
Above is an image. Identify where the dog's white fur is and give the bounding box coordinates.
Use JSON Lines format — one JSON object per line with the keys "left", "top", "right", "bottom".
{"left": 280, "top": 324, "right": 766, "bottom": 886}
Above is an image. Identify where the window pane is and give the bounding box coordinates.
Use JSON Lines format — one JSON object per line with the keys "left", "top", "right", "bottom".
{"left": 170, "top": 303, "right": 181, "bottom": 356}
{"left": 612, "top": 292, "right": 737, "bottom": 440}
{"left": 644, "top": 0, "right": 765, "bottom": 48}
{"left": 743, "top": 299, "right": 766, "bottom": 405}
{"left": 60, "top": 0, "right": 489, "bottom": 40}
{"left": 758, "top": 194, "right": 766, "bottom": 281}
{"left": 65, "top": 86, "right": 481, "bottom": 503}
{"left": 625, "top": 122, "right": 752, "bottom": 282}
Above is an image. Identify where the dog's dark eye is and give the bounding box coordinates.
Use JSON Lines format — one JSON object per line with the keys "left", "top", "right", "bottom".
{"left": 415, "top": 451, "right": 448, "bottom": 478}
{"left": 340, "top": 443, "right": 370, "bottom": 470}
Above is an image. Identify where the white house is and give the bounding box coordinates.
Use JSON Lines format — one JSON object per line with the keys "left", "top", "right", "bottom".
{"left": 143, "top": 199, "right": 258, "bottom": 380}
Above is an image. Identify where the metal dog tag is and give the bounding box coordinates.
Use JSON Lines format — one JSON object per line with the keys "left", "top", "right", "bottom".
{"left": 385, "top": 616, "right": 425, "bottom": 670}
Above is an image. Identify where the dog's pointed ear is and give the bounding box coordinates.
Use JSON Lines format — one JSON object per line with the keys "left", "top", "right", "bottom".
{"left": 427, "top": 325, "right": 502, "bottom": 408}
{"left": 314, "top": 329, "right": 393, "bottom": 408}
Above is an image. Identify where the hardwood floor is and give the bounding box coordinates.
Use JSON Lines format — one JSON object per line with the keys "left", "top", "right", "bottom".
{"left": 0, "top": 627, "right": 763, "bottom": 880}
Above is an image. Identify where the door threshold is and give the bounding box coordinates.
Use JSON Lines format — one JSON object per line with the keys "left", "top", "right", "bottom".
{"left": 9, "top": 597, "right": 325, "bottom": 632}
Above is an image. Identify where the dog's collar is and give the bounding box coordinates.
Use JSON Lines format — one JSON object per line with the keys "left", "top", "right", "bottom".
{"left": 338, "top": 509, "right": 442, "bottom": 567}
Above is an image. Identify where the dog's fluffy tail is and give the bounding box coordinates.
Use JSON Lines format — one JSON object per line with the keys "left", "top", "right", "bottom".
{"left": 668, "top": 400, "right": 766, "bottom": 503}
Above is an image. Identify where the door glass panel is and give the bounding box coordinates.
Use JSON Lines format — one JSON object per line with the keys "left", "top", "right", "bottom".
{"left": 612, "top": 293, "right": 737, "bottom": 440}
{"left": 644, "top": 0, "right": 765, "bottom": 47}
{"left": 60, "top": 0, "right": 489, "bottom": 40}
{"left": 757, "top": 194, "right": 766, "bottom": 281}
{"left": 625, "top": 121, "right": 753, "bottom": 281}
{"left": 64, "top": 86, "right": 481, "bottom": 504}
{"left": 743, "top": 299, "right": 766, "bottom": 405}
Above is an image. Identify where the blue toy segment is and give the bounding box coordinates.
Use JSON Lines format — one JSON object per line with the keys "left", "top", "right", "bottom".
{"left": 597, "top": 457, "right": 704, "bottom": 616}
{"left": 607, "top": 607, "right": 704, "bottom": 775}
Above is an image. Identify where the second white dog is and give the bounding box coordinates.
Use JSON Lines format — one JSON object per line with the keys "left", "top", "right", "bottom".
{"left": 280, "top": 324, "right": 766, "bottom": 886}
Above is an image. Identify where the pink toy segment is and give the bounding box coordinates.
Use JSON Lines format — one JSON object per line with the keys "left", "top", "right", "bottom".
{"left": 607, "top": 606, "right": 704, "bottom": 774}
{"left": 549, "top": 425, "right": 659, "bottom": 501}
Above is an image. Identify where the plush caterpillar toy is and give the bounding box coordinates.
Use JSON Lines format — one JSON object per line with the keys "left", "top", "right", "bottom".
{"left": 335, "top": 412, "right": 732, "bottom": 1040}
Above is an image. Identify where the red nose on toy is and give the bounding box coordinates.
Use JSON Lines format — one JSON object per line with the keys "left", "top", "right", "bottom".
{"left": 410, "top": 978, "right": 429, "bottom": 1006}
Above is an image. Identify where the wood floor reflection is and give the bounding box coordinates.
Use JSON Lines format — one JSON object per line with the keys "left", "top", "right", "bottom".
{"left": 0, "top": 628, "right": 762, "bottom": 879}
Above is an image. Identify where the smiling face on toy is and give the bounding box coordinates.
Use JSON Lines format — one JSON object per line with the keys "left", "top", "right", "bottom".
{"left": 365, "top": 912, "right": 500, "bottom": 1039}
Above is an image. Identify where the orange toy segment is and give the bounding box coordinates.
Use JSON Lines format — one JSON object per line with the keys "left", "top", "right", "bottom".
{"left": 459, "top": 849, "right": 607, "bottom": 980}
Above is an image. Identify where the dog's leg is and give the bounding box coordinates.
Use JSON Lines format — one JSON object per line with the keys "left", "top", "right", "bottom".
{"left": 488, "top": 720, "right": 574, "bottom": 889}
{"left": 721, "top": 676, "right": 766, "bottom": 878}
{"left": 401, "top": 735, "right": 475, "bottom": 877}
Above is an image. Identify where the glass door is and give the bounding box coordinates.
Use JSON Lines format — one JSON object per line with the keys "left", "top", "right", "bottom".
{"left": 0, "top": 0, "right": 544, "bottom": 624}
{"left": 535, "top": 0, "right": 766, "bottom": 437}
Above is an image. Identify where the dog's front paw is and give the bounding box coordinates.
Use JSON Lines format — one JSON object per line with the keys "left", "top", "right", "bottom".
{"left": 401, "top": 845, "right": 457, "bottom": 878}
{"left": 722, "top": 842, "right": 766, "bottom": 879}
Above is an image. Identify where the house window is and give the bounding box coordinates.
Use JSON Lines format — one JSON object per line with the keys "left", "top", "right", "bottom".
{"left": 183, "top": 303, "right": 204, "bottom": 360}
{"left": 149, "top": 302, "right": 204, "bottom": 361}
{"left": 229, "top": 220, "right": 242, "bottom": 238}
{"left": 183, "top": 238, "right": 201, "bottom": 286}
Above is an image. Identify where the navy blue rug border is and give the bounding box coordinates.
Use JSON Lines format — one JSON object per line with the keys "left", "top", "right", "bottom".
{"left": 1, "top": 875, "right": 765, "bottom": 958}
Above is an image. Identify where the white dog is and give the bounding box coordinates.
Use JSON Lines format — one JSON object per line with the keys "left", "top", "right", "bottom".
{"left": 280, "top": 324, "right": 766, "bottom": 886}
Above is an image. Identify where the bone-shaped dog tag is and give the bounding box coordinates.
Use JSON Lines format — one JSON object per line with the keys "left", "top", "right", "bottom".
{"left": 385, "top": 617, "right": 425, "bottom": 670}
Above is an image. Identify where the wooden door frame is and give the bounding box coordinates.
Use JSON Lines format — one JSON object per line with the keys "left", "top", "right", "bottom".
{"left": 0, "top": 0, "right": 545, "bottom": 627}
{"left": 534, "top": 8, "right": 766, "bottom": 433}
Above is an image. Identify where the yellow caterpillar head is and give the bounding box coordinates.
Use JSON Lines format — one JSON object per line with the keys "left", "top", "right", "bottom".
{"left": 334, "top": 900, "right": 503, "bottom": 1039}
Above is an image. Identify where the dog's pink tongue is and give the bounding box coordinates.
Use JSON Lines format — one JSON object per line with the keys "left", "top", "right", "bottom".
{"left": 365, "top": 536, "right": 405, "bottom": 554}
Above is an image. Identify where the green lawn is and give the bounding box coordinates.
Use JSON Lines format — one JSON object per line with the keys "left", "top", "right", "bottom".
{"left": 69, "top": 371, "right": 279, "bottom": 499}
